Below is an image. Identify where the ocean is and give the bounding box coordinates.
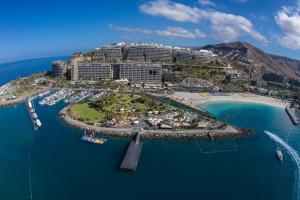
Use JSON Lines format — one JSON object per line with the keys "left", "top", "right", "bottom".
{"left": 0, "top": 58, "right": 299, "bottom": 200}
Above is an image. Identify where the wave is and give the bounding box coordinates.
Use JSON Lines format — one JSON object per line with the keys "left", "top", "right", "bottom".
{"left": 264, "top": 130, "right": 300, "bottom": 200}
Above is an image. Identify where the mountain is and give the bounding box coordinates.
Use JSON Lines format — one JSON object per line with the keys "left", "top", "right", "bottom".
{"left": 200, "top": 41, "right": 300, "bottom": 79}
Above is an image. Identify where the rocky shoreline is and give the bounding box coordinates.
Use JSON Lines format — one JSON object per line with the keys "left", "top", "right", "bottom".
{"left": 59, "top": 107, "right": 252, "bottom": 140}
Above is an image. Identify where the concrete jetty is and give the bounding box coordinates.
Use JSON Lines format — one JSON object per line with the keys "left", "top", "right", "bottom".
{"left": 120, "top": 132, "right": 144, "bottom": 171}
{"left": 286, "top": 105, "right": 300, "bottom": 125}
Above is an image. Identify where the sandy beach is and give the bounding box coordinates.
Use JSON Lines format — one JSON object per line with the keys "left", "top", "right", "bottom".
{"left": 173, "top": 92, "right": 289, "bottom": 109}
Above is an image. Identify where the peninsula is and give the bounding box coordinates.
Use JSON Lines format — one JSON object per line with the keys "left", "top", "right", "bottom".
{"left": 2, "top": 41, "right": 300, "bottom": 139}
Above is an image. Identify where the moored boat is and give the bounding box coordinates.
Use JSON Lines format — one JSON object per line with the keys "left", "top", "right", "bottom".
{"left": 81, "top": 135, "right": 107, "bottom": 145}
{"left": 36, "top": 119, "right": 42, "bottom": 128}
{"left": 26, "top": 99, "right": 42, "bottom": 130}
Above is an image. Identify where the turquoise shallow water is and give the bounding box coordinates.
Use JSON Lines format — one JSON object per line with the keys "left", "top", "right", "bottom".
{"left": 1, "top": 58, "right": 300, "bottom": 200}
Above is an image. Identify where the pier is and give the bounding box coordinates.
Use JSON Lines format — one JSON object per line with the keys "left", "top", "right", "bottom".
{"left": 286, "top": 104, "right": 300, "bottom": 125}
{"left": 120, "top": 131, "right": 143, "bottom": 171}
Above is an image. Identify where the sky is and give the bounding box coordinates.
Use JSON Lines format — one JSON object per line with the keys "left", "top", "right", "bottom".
{"left": 1, "top": 0, "right": 300, "bottom": 63}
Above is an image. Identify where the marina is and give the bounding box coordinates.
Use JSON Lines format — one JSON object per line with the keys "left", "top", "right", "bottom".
{"left": 39, "top": 89, "right": 105, "bottom": 106}
{"left": 64, "top": 90, "right": 92, "bottom": 104}
{"left": 38, "top": 90, "right": 51, "bottom": 98}
{"left": 39, "top": 89, "right": 73, "bottom": 106}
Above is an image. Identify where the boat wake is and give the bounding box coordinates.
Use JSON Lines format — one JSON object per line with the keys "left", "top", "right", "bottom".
{"left": 264, "top": 130, "right": 300, "bottom": 200}
{"left": 27, "top": 152, "right": 33, "bottom": 200}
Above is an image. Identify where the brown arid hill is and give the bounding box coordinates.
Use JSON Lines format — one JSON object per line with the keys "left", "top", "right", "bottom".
{"left": 200, "top": 41, "right": 300, "bottom": 79}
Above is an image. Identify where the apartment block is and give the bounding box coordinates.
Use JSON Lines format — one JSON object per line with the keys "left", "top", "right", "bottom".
{"left": 118, "top": 63, "right": 162, "bottom": 83}
{"left": 52, "top": 61, "right": 68, "bottom": 77}
{"left": 76, "top": 62, "right": 113, "bottom": 81}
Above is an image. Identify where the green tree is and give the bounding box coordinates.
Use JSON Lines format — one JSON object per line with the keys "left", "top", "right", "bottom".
{"left": 90, "top": 100, "right": 104, "bottom": 111}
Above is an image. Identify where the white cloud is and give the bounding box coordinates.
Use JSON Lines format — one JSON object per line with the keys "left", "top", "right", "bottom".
{"left": 140, "top": 0, "right": 202, "bottom": 23}
{"left": 201, "top": 10, "right": 267, "bottom": 43}
{"left": 110, "top": 25, "right": 205, "bottom": 39}
{"left": 275, "top": 2, "right": 300, "bottom": 49}
{"left": 109, "top": 25, "right": 153, "bottom": 34}
{"left": 198, "top": 0, "right": 216, "bottom": 7}
{"left": 194, "top": 29, "right": 206, "bottom": 38}
{"left": 211, "top": 25, "right": 239, "bottom": 42}
{"left": 139, "top": 0, "right": 267, "bottom": 43}
{"left": 156, "top": 27, "right": 205, "bottom": 39}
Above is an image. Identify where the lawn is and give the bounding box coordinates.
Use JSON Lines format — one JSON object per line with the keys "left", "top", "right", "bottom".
{"left": 99, "top": 93, "right": 146, "bottom": 113}
{"left": 68, "top": 93, "right": 171, "bottom": 125}
{"left": 69, "top": 103, "right": 106, "bottom": 124}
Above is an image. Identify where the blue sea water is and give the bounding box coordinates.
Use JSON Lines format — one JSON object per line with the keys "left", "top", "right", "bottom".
{"left": 0, "top": 58, "right": 300, "bottom": 200}
{"left": 0, "top": 57, "right": 67, "bottom": 85}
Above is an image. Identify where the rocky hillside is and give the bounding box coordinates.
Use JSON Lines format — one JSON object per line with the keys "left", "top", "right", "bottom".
{"left": 200, "top": 42, "right": 300, "bottom": 78}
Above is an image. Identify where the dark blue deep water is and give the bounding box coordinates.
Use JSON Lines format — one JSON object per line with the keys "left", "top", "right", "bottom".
{"left": 0, "top": 58, "right": 300, "bottom": 200}
{"left": 0, "top": 57, "right": 67, "bottom": 85}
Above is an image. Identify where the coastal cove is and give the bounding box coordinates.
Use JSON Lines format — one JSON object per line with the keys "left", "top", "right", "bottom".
{"left": 0, "top": 97, "right": 298, "bottom": 200}
{"left": 3, "top": 0, "right": 300, "bottom": 198}
{"left": 0, "top": 58, "right": 300, "bottom": 200}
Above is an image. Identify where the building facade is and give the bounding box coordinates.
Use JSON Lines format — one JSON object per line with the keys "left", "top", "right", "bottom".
{"left": 93, "top": 45, "right": 123, "bottom": 62}
{"left": 126, "top": 44, "right": 172, "bottom": 63}
{"left": 119, "top": 63, "right": 162, "bottom": 83}
{"left": 69, "top": 62, "right": 162, "bottom": 83}
{"left": 52, "top": 61, "right": 68, "bottom": 77}
{"left": 174, "top": 49, "right": 216, "bottom": 63}
{"left": 69, "top": 56, "right": 83, "bottom": 81}
{"left": 53, "top": 42, "right": 219, "bottom": 83}
{"left": 76, "top": 62, "right": 113, "bottom": 81}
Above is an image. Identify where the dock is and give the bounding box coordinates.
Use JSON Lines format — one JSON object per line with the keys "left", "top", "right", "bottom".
{"left": 120, "top": 131, "right": 143, "bottom": 171}
{"left": 286, "top": 104, "right": 300, "bottom": 125}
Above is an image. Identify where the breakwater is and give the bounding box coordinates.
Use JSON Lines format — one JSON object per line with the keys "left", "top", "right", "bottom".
{"left": 60, "top": 107, "right": 252, "bottom": 140}
{"left": 286, "top": 105, "right": 300, "bottom": 125}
